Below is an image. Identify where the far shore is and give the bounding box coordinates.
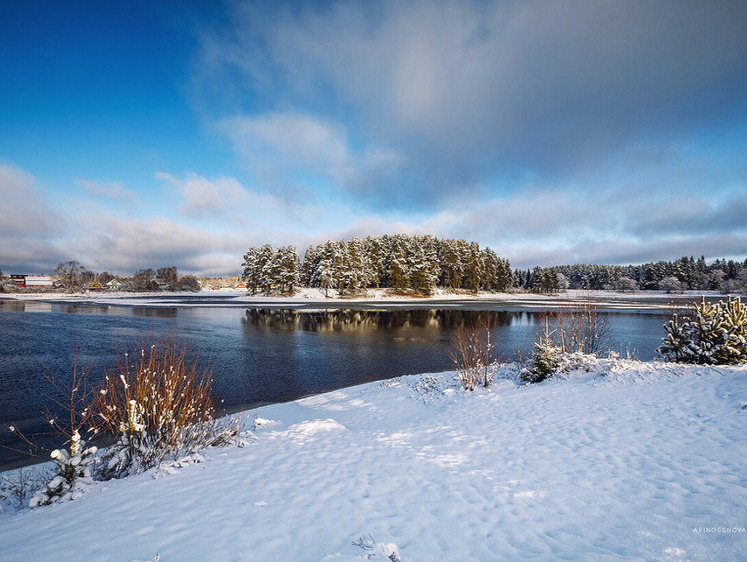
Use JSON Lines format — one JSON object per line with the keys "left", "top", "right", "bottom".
{"left": 2, "top": 287, "right": 739, "bottom": 312}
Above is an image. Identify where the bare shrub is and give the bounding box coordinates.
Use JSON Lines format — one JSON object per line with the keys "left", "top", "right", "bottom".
{"left": 449, "top": 320, "right": 495, "bottom": 390}
{"left": 91, "top": 335, "right": 233, "bottom": 477}
{"left": 536, "top": 296, "right": 611, "bottom": 355}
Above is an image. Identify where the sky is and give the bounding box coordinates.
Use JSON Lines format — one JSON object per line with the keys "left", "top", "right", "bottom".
{"left": 1, "top": 0, "right": 746, "bottom": 276}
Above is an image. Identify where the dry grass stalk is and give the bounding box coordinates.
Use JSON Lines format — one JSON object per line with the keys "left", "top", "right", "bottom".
{"left": 537, "top": 295, "right": 610, "bottom": 355}
{"left": 449, "top": 320, "right": 494, "bottom": 390}
{"left": 92, "top": 334, "right": 219, "bottom": 470}
{"left": 6, "top": 344, "right": 96, "bottom": 460}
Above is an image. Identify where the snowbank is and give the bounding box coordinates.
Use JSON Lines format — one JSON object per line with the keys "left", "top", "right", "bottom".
{"left": 1, "top": 359, "right": 745, "bottom": 560}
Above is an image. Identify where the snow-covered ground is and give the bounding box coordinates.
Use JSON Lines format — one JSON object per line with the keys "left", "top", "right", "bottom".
{"left": 1, "top": 359, "right": 745, "bottom": 560}
{"left": 4, "top": 287, "right": 731, "bottom": 311}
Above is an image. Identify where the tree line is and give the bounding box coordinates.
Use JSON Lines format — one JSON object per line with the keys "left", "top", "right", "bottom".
{"left": 0, "top": 261, "right": 201, "bottom": 293}
{"left": 242, "top": 234, "right": 513, "bottom": 296}
{"left": 516, "top": 256, "right": 747, "bottom": 293}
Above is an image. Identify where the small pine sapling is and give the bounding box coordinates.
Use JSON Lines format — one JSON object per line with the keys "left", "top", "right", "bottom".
{"left": 520, "top": 339, "right": 563, "bottom": 384}
{"left": 30, "top": 430, "right": 97, "bottom": 507}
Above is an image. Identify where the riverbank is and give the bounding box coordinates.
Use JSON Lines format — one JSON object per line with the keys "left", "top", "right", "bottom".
{"left": 3, "top": 287, "right": 733, "bottom": 312}
{"left": 1, "top": 359, "right": 745, "bottom": 560}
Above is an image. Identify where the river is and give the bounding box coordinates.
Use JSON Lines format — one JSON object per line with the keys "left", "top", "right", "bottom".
{"left": 0, "top": 295, "right": 673, "bottom": 470}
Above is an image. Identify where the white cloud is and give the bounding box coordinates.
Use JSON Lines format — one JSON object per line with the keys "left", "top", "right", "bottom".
{"left": 219, "top": 111, "right": 403, "bottom": 199}
{"left": 155, "top": 171, "right": 251, "bottom": 218}
{"left": 0, "top": 164, "right": 69, "bottom": 272}
{"left": 0, "top": 164, "right": 65, "bottom": 237}
{"left": 77, "top": 179, "right": 135, "bottom": 203}
{"left": 195, "top": 0, "right": 747, "bottom": 208}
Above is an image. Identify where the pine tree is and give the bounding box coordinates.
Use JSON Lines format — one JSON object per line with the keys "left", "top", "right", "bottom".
{"left": 408, "top": 244, "right": 436, "bottom": 295}
{"left": 439, "top": 239, "right": 463, "bottom": 289}
{"left": 344, "top": 237, "right": 367, "bottom": 294}
{"left": 480, "top": 248, "right": 498, "bottom": 291}
{"left": 312, "top": 241, "right": 337, "bottom": 297}
{"left": 332, "top": 240, "right": 349, "bottom": 294}
{"left": 364, "top": 236, "right": 385, "bottom": 288}
{"left": 241, "top": 246, "right": 260, "bottom": 294}
{"left": 464, "top": 242, "right": 482, "bottom": 293}
{"left": 30, "top": 430, "right": 97, "bottom": 506}
{"left": 276, "top": 246, "right": 300, "bottom": 293}
{"left": 659, "top": 297, "right": 747, "bottom": 364}
{"left": 388, "top": 239, "right": 409, "bottom": 292}
{"left": 300, "top": 245, "right": 319, "bottom": 287}
{"left": 260, "top": 255, "right": 281, "bottom": 295}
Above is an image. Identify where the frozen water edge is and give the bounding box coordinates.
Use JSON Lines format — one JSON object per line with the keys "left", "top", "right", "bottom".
{"left": 1, "top": 359, "right": 745, "bottom": 560}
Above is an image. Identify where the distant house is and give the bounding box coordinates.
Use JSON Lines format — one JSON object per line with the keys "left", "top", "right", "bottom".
{"left": 10, "top": 275, "right": 55, "bottom": 288}
{"left": 105, "top": 279, "right": 122, "bottom": 291}
{"left": 235, "top": 282, "right": 247, "bottom": 290}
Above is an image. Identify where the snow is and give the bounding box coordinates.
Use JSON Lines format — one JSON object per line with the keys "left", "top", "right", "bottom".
{"left": 4, "top": 288, "right": 729, "bottom": 311}
{"left": 1, "top": 359, "right": 746, "bottom": 560}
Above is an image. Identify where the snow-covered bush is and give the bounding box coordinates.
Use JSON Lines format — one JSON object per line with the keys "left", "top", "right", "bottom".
{"left": 521, "top": 340, "right": 602, "bottom": 383}
{"left": 1, "top": 467, "right": 47, "bottom": 510}
{"left": 658, "top": 296, "right": 747, "bottom": 364}
{"left": 30, "top": 430, "right": 97, "bottom": 507}
{"left": 92, "top": 336, "right": 234, "bottom": 478}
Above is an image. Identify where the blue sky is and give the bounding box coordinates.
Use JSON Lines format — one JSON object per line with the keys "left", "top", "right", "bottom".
{"left": 1, "top": 0, "right": 746, "bottom": 276}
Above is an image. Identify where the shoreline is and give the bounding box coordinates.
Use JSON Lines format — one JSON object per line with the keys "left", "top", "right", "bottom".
{"left": 1, "top": 288, "right": 737, "bottom": 312}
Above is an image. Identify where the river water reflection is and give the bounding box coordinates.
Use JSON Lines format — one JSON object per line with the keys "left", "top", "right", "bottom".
{"left": 0, "top": 299, "right": 669, "bottom": 469}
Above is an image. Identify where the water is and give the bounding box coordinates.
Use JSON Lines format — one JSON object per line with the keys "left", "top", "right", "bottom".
{"left": 0, "top": 298, "right": 670, "bottom": 470}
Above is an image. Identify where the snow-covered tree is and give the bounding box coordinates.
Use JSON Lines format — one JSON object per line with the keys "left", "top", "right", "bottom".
{"left": 312, "top": 241, "right": 337, "bottom": 297}
{"left": 255, "top": 244, "right": 275, "bottom": 294}
{"left": 242, "top": 245, "right": 274, "bottom": 294}
{"left": 30, "top": 430, "right": 97, "bottom": 507}
{"left": 408, "top": 244, "right": 437, "bottom": 295}
{"left": 364, "top": 236, "right": 385, "bottom": 288}
{"left": 388, "top": 239, "right": 409, "bottom": 292}
{"left": 464, "top": 242, "right": 482, "bottom": 293}
{"left": 614, "top": 277, "right": 638, "bottom": 292}
{"left": 658, "top": 276, "right": 684, "bottom": 293}
{"left": 659, "top": 297, "right": 747, "bottom": 364}
{"left": 275, "top": 245, "right": 300, "bottom": 293}
{"left": 342, "top": 237, "right": 367, "bottom": 294}
{"left": 300, "top": 245, "right": 319, "bottom": 287}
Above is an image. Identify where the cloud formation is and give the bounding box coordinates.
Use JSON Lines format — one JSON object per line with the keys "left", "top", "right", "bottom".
{"left": 198, "top": 0, "right": 747, "bottom": 204}
{"left": 77, "top": 179, "right": 135, "bottom": 203}
{"left": 219, "top": 112, "right": 404, "bottom": 205}
{"left": 0, "top": 164, "right": 69, "bottom": 272}
{"left": 2, "top": 2, "right": 745, "bottom": 275}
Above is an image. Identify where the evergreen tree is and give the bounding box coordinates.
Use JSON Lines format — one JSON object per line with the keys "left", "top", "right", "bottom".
{"left": 276, "top": 246, "right": 300, "bottom": 292}
{"left": 256, "top": 244, "right": 276, "bottom": 294}
{"left": 464, "top": 242, "right": 482, "bottom": 293}
{"left": 300, "top": 245, "right": 319, "bottom": 287}
{"left": 388, "top": 239, "right": 409, "bottom": 292}
{"left": 312, "top": 241, "right": 337, "bottom": 297}
{"left": 408, "top": 244, "right": 436, "bottom": 295}
{"left": 343, "top": 237, "right": 367, "bottom": 293}
{"left": 364, "top": 236, "right": 385, "bottom": 288}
